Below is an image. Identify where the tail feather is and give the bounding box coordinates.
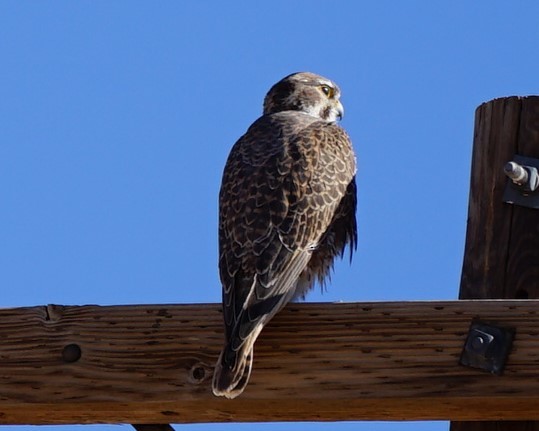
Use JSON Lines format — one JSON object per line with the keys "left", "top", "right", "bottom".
{"left": 213, "top": 252, "right": 311, "bottom": 398}
{"left": 212, "top": 321, "right": 268, "bottom": 399}
{"left": 212, "top": 344, "right": 254, "bottom": 399}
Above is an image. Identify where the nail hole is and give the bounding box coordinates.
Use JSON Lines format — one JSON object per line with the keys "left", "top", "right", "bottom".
{"left": 192, "top": 366, "right": 205, "bottom": 381}
{"left": 188, "top": 363, "right": 210, "bottom": 384}
{"left": 62, "top": 343, "right": 82, "bottom": 363}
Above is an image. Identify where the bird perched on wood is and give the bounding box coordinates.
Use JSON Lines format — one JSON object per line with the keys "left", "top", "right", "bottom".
{"left": 212, "top": 72, "right": 357, "bottom": 399}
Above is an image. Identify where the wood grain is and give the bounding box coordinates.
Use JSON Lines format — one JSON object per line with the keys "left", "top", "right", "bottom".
{"left": 453, "top": 96, "right": 539, "bottom": 430}
{"left": 2, "top": 301, "right": 539, "bottom": 424}
{"left": 507, "top": 96, "right": 539, "bottom": 299}
{"left": 459, "top": 97, "right": 521, "bottom": 298}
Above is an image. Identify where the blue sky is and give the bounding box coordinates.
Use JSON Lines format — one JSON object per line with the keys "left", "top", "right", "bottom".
{"left": 1, "top": 2, "right": 539, "bottom": 431}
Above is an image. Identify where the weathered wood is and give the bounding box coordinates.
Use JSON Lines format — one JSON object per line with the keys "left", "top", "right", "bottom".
{"left": 453, "top": 97, "right": 539, "bottom": 430}
{"left": 2, "top": 301, "right": 539, "bottom": 424}
{"left": 507, "top": 97, "right": 539, "bottom": 298}
{"left": 459, "top": 97, "right": 520, "bottom": 298}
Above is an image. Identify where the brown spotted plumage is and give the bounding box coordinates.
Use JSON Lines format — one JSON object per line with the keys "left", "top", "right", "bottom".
{"left": 212, "top": 72, "right": 357, "bottom": 398}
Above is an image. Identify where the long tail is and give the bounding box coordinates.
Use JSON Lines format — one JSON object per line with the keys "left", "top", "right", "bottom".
{"left": 213, "top": 254, "right": 311, "bottom": 398}
{"left": 212, "top": 324, "right": 264, "bottom": 399}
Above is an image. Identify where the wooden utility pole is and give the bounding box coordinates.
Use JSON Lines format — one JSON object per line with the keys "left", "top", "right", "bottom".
{"left": 452, "top": 96, "right": 539, "bottom": 430}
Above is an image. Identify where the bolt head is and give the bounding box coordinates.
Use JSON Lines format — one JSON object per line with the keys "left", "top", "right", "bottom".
{"left": 466, "top": 329, "right": 495, "bottom": 356}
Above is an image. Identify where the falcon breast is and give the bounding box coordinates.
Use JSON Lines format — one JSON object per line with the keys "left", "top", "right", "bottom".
{"left": 212, "top": 72, "right": 357, "bottom": 398}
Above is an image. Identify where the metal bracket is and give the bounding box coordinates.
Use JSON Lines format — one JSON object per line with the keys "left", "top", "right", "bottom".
{"left": 459, "top": 320, "right": 515, "bottom": 375}
{"left": 503, "top": 154, "right": 539, "bottom": 209}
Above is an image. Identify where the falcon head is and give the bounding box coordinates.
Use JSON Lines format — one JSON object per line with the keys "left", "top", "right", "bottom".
{"left": 263, "top": 72, "right": 344, "bottom": 122}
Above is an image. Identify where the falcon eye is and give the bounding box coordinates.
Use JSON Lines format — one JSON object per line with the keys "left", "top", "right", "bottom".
{"left": 320, "top": 85, "right": 334, "bottom": 98}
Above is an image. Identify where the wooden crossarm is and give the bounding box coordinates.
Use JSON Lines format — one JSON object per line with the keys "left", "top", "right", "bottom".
{"left": 1, "top": 300, "right": 539, "bottom": 424}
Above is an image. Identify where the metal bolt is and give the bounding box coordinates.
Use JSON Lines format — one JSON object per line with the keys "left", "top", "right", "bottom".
{"left": 467, "top": 329, "right": 495, "bottom": 356}
{"left": 460, "top": 321, "right": 515, "bottom": 375}
{"left": 504, "top": 161, "right": 529, "bottom": 185}
{"left": 471, "top": 335, "right": 485, "bottom": 350}
{"left": 504, "top": 161, "right": 539, "bottom": 192}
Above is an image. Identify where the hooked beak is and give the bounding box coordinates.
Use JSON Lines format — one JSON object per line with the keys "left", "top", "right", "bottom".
{"left": 335, "top": 100, "right": 344, "bottom": 121}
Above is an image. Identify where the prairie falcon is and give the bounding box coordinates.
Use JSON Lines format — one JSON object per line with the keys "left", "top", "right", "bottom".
{"left": 213, "top": 72, "right": 357, "bottom": 398}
